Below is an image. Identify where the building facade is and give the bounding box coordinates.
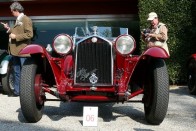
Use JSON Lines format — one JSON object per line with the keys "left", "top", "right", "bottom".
{"left": 0, "top": 0, "right": 140, "bottom": 51}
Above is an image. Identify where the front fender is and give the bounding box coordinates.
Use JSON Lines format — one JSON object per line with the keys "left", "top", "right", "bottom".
{"left": 186, "top": 54, "right": 196, "bottom": 67}
{"left": 142, "top": 47, "right": 170, "bottom": 58}
{"left": 129, "top": 47, "right": 169, "bottom": 87}
{"left": 19, "top": 44, "right": 45, "bottom": 55}
{"left": 0, "top": 55, "right": 12, "bottom": 75}
{"left": 189, "top": 54, "right": 196, "bottom": 60}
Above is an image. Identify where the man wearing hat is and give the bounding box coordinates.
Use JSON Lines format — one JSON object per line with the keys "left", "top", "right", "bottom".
{"left": 141, "top": 12, "right": 169, "bottom": 55}
{"left": 1, "top": 2, "right": 33, "bottom": 96}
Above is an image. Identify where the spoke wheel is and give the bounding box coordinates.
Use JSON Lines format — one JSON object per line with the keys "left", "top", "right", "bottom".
{"left": 2, "top": 61, "right": 14, "bottom": 95}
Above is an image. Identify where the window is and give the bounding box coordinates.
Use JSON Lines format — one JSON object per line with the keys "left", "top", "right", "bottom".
{"left": 31, "top": 15, "right": 140, "bottom": 47}
{"left": 32, "top": 21, "right": 85, "bottom": 47}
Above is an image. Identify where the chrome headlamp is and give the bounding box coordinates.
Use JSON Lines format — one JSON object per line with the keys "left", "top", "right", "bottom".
{"left": 115, "top": 35, "right": 136, "bottom": 55}
{"left": 53, "top": 34, "right": 73, "bottom": 55}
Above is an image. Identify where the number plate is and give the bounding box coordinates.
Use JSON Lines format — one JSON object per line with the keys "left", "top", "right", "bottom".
{"left": 83, "top": 106, "right": 98, "bottom": 126}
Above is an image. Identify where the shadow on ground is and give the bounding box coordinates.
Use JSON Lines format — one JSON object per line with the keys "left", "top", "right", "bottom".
{"left": 17, "top": 101, "right": 147, "bottom": 125}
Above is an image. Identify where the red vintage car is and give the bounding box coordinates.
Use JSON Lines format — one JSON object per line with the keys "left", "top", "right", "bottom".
{"left": 187, "top": 54, "right": 196, "bottom": 95}
{"left": 19, "top": 26, "right": 170, "bottom": 124}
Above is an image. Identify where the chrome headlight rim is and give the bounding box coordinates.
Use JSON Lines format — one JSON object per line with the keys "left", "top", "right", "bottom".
{"left": 115, "top": 35, "right": 136, "bottom": 56}
{"left": 53, "top": 34, "right": 73, "bottom": 55}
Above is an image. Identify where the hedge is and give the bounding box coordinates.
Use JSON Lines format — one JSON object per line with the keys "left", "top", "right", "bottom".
{"left": 138, "top": 0, "right": 196, "bottom": 84}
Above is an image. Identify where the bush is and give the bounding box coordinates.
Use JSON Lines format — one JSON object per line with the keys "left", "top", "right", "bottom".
{"left": 138, "top": 0, "right": 195, "bottom": 84}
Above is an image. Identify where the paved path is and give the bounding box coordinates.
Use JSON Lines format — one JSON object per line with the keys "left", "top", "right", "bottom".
{"left": 0, "top": 86, "right": 195, "bottom": 131}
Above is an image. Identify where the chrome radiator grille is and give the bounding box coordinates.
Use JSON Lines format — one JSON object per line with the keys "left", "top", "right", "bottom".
{"left": 75, "top": 37, "right": 113, "bottom": 85}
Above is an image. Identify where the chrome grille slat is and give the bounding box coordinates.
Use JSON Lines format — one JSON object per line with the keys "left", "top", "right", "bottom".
{"left": 75, "top": 37, "right": 113, "bottom": 85}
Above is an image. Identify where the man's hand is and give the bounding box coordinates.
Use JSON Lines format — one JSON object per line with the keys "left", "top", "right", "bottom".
{"left": 1, "top": 22, "right": 10, "bottom": 30}
{"left": 147, "top": 33, "right": 154, "bottom": 37}
{"left": 148, "top": 33, "right": 162, "bottom": 40}
{"left": 9, "top": 33, "right": 16, "bottom": 39}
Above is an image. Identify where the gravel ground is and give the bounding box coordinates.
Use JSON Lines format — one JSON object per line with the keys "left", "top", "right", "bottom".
{"left": 0, "top": 86, "right": 196, "bottom": 131}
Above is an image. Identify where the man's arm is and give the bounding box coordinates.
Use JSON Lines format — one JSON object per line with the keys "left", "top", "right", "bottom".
{"left": 148, "top": 25, "right": 168, "bottom": 41}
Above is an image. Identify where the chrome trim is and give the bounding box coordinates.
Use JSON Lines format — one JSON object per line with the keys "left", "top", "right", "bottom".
{"left": 0, "top": 14, "right": 138, "bottom": 21}
{"left": 74, "top": 83, "right": 115, "bottom": 87}
{"left": 74, "top": 34, "right": 114, "bottom": 86}
{"left": 76, "top": 34, "right": 112, "bottom": 45}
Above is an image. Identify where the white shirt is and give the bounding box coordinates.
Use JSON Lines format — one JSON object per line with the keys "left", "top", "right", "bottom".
{"left": 16, "top": 13, "right": 24, "bottom": 22}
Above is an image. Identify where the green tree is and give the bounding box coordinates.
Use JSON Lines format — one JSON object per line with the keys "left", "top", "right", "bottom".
{"left": 138, "top": 0, "right": 195, "bottom": 84}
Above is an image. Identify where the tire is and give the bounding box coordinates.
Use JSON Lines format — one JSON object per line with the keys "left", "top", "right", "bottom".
{"left": 1, "top": 61, "right": 14, "bottom": 95}
{"left": 144, "top": 59, "right": 169, "bottom": 125}
{"left": 20, "top": 57, "right": 44, "bottom": 123}
{"left": 187, "top": 58, "right": 196, "bottom": 95}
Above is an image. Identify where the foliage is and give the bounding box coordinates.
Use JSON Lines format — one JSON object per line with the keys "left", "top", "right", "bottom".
{"left": 138, "top": 0, "right": 196, "bottom": 84}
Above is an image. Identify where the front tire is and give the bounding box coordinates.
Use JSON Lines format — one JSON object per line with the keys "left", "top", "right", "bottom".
{"left": 144, "top": 59, "right": 169, "bottom": 125}
{"left": 187, "top": 58, "right": 196, "bottom": 95}
{"left": 20, "top": 57, "right": 44, "bottom": 123}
